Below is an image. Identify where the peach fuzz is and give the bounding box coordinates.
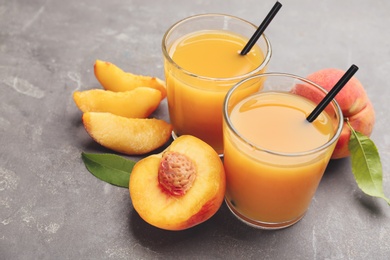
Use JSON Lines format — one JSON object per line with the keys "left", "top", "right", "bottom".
{"left": 292, "top": 68, "right": 375, "bottom": 159}
{"left": 307, "top": 68, "right": 368, "bottom": 117}
{"left": 332, "top": 100, "right": 375, "bottom": 159}
{"left": 129, "top": 135, "right": 226, "bottom": 230}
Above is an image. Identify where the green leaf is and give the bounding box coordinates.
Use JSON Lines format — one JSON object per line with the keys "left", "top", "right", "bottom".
{"left": 347, "top": 121, "right": 390, "bottom": 205}
{"left": 81, "top": 152, "right": 136, "bottom": 188}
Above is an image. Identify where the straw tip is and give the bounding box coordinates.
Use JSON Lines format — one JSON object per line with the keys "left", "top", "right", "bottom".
{"left": 351, "top": 64, "right": 359, "bottom": 71}
{"left": 240, "top": 1, "right": 283, "bottom": 56}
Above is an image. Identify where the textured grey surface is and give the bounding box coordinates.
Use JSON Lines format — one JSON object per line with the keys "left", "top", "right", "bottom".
{"left": 1, "top": 0, "right": 389, "bottom": 259}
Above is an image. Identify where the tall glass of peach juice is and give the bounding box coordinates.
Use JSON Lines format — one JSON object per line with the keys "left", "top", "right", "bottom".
{"left": 162, "top": 14, "right": 271, "bottom": 154}
{"left": 223, "top": 73, "right": 343, "bottom": 229}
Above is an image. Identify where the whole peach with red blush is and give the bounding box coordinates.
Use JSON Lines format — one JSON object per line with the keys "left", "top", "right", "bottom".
{"left": 292, "top": 68, "right": 375, "bottom": 159}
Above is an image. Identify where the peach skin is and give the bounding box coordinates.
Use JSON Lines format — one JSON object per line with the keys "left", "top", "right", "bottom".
{"left": 292, "top": 68, "right": 375, "bottom": 159}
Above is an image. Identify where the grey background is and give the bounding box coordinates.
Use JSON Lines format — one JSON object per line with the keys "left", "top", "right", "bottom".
{"left": 1, "top": 0, "right": 389, "bottom": 259}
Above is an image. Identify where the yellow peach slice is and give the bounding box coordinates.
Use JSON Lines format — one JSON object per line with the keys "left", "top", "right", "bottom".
{"left": 73, "top": 87, "right": 161, "bottom": 118}
{"left": 82, "top": 112, "right": 172, "bottom": 155}
{"left": 94, "top": 60, "right": 167, "bottom": 99}
{"left": 129, "top": 135, "right": 226, "bottom": 230}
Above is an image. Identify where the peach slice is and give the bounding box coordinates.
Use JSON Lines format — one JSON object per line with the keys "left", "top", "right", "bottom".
{"left": 94, "top": 60, "right": 167, "bottom": 99}
{"left": 82, "top": 112, "right": 172, "bottom": 155}
{"left": 129, "top": 135, "right": 226, "bottom": 230}
{"left": 73, "top": 87, "right": 162, "bottom": 118}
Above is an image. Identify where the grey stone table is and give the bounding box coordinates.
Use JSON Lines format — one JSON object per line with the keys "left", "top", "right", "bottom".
{"left": 1, "top": 0, "right": 389, "bottom": 259}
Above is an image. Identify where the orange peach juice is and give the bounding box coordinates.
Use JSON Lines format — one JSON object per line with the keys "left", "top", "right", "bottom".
{"left": 163, "top": 15, "right": 270, "bottom": 154}
{"left": 223, "top": 89, "right": 341, "bottom": 229}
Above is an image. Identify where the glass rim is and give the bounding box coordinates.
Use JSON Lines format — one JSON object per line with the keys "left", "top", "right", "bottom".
{"left": 161, "top": 13, "right": 272, "bottom": 82}
{"left": 223, "top": 72, "right": 344, "bottom": 157}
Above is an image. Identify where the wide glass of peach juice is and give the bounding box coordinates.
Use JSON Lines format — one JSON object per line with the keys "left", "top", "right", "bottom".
{"left": 162, "top": 14, "right": 271, "bottom": 154}
{"left": 223, "top": 73, "right": 343, "bottom": 229}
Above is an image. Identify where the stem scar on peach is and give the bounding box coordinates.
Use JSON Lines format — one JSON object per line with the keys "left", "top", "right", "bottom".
{"left": 129, "top": 135, "right": 226, "bottom": 231}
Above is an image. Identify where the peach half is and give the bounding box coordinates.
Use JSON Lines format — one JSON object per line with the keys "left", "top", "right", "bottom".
{"left": 94, "top": 60, "right": 167, "bottom": 99}
{"left": 73, "top": 87, "right": 162, "bottom": 118}
{"left": 82, "top": 112, "right": 172, "bottom": 155}
{"left": 129, "top": 135, "right": 226, "bottom": 230}
{"left": 292, "top": 68, "right": 375, "bottom": 159}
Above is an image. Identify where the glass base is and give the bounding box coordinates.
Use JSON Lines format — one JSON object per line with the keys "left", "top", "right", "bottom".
{"left": 171, "top": 131, "right": 224, "bottom": 157}
{"left": 225, "top": 198, "right": 305, "bottom": 230}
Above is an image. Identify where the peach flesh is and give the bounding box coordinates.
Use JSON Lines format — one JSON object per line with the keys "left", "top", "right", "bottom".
{"left": 129, "top": 135, "right": 226, "bottom": 230}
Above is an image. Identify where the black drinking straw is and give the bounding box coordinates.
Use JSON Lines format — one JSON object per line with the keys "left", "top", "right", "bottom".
{"left": 240, "top": 1, "right": 282, "bottom": 55}
{"left": 306, "top": 64, "right": 359, "bottom": 122}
